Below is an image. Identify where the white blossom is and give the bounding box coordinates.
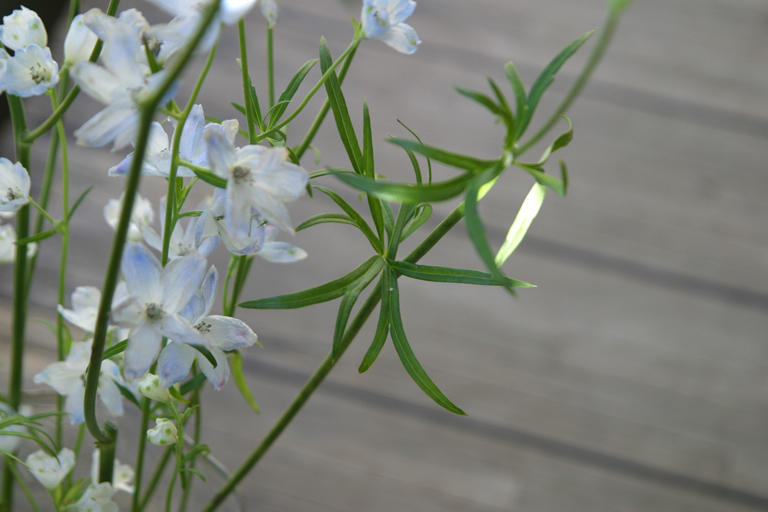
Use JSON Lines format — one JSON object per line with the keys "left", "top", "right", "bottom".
{"left": 141, "top": 196, "right": 219, "bottom": 259}
{"left": 157, "top": 265, "right": 258, "bottom": 390}
{"left": 137, "top": 373, "right": 172, "bottom": 403}
{"left": 75, "top": 482, "right": 119, "bottom": 512}
{"left": 206, "top": 130, "right": 309, "bottom": 236}
{"left": 0, "top": 158, "right": 29, "bottom": 213}
{"left": 91, "top": 450, "right": 135, "bottom": 495}
{"left": 104, "top": 192, "right": 155, "bottom": 243}
{"left": 64, "top": 14, "right": 99, "bottom": 66}
{"left": 0, "top": 222, "right": 37, "bottom": 264}
{"left": 361, "top": 0, "right": 420, "bottom": 54}
{"left": 0, "top": 44, "right": 59, "bottom": 97}
{"left": 26, "top": 448, "right": 75, "bottom": 490}
{"left": 111, "top": 243, "right": 208, "bottom": 380}
{"left": 147, "top": 418, "right": 177, "bottom": 446}
{"left": 0, "top": 6, "right": 47, "bottom": 51}
{"left": 261, "top": 0, "right": 279, "bottom": 29}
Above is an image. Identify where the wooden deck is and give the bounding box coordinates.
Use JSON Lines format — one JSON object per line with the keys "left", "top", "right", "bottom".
{"left": 3, "top": 0, "right": 768, "bottom": 510}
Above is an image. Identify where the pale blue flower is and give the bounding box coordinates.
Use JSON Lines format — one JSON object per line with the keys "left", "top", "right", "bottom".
{"left": 0, "top": 44, "right": 59, "bottom": 97}
{"left": 26, "top": 448, "right": 75, "bottom": 490}
{"left": 63, "top": 14, "right": 99, "bottom": 66}
{"left": 112, "top": 243, "right": 208, "bottom": 380}
{"left": 141, "top": 196, "right": 219, "bottom": 260}
{"left": 206, "top": 131, "right": 309, "bottom": 235}
{"left": 361, "top": 0, "right": 420, "bottom": 54}
{"left": 157, "top": 265, "right": 258, "bottom": 390}
{"left": 33, "top": 340, "right": 125, "bottom": 425}
{"left": 0, "top": 158, "right": 30, "bottom": 213}
{"left": 0, "top": 6, "right": 47, "bottom": 51}
{"left": 75, "top": 482, "right": 120, "bottom": 512}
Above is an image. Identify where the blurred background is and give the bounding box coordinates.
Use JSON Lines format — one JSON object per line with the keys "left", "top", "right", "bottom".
{"left": 2, "top": 0, "right": 768, "bottom": 510}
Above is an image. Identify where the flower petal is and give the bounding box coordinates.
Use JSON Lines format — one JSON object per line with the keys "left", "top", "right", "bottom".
{"left": 197, "top": 346, "right": 230, "bottom": 390}
{"left": 257, "top": 241, "right": 307, "bottom": 263}
{"left": 122, "top": 243, "right": 163, "bottom": 302}
{"left": 156, "top": 341, "right": 196, "bottom": 388}
{"left": 124, "top": 322, "right": 162, "bottom": 380}
{"left": 198, "top": 315, "right": 257, "bottom": 350}
{"left": 161, "top": 251, "right": 207, "bottom": 312}
{"left": 379, "top": 23, "right": 420, "bottom": 54}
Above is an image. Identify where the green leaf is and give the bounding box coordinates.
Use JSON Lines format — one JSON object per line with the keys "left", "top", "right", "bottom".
{"left": 181, "top": 467, "right": 207, "bottom": 482}
{"left": 381, "top": 200, "right": 395, "bottom": 238}
{"left": 388, "top": 268, "right": 466, "bottom": 415}
{"left": 66, "top": 186, "right": 93, "bottom": 221}
{"left": 179, "top": 373, "right": 208, "bottom": 395}
{"left": 455, "top": 86, "right": 504, "bottom": 116}
{"left": 358, "top": 271, "right": 391, "bottom": 373}
{"left": 397, "top": 119, "right": 433, "bottom": 184}
{"left": 268, "top": 59, "right": 317, "bottom": 126}
{"left": 333, "top": 258, "right": 385, "bottom": 357}
{"left": 230, "top": 101, "right": 247, "bottom": 117}
{"left": 296, "top": 213, "right": 359, "bottom": 232}
{"left": 609, "top": 0, "right": 633, "bottom": 14}
{"left": 319, "top": 38, "right": 364, "bottom": 174}
{"left": 386, "top": 203, "right": 415, "bottom": 260}
{"left": 168, "top": 386, "right": 191, "bottom": 404}
{"left": 560, "top": 159, "right": 569, "bottom": 196}
{"left": 115, "top": 381, "right": 141, "bottom": 409}
{"left": 516, "top": 163, "right": 567, "bottom": 196}
{"left": 15, "top": 229, "right": 56, "bottom": 245}
{"left": 464, "top": 168, "right": 518, "bottom": 296}
{"left": 519, "top": 30, "right": 594, "bottom": 135}
{"left": 231, "top": 351, "right": 259, "bottom": 414}
{"left": 332, "top": 170, "right": 474, "bottom": 204}
{"left": 314, "top": 186, "right": 383, "bottom": 253}
{"left": 495, "top": 183, "right": 546, "bottom": 267}
{"left": 240, "top": 255, "right": 379, "bottom": 309}
{"left": 528, "top": 116, "right": 573, "bottom": 167}
{"left": 310, "top": 167, "right": 355, "bottom": 179}
{"left": 403, "top": 148, "right": 422, "bottom": 185}
{"left": 504, "top": 61, "right": 528, "bottom": 137}
{"left": 103, "top": 340, "right": 127, "bottom": 360}
{"left": 402, "top": 204, "right": 432, "bottom": 240}
{"left": 249, "top": 80, "right": 265, "bottom": 133}
{"left": 487, "top": 77, "right": 516, "bottom": 147}
{"left": 390, "top": 260, "right": 534, "bottom": 288}
{"left": 190, "top": 166, "right": 227, "bottom": 189}
{"left": 188, "top": 344, "right": 217, "bottom": 368}
{"left": 389, "top": 138, "right": 496, "bottom": 173}
{"left": 363, "top": 100, "right": 385, "bottom": 240}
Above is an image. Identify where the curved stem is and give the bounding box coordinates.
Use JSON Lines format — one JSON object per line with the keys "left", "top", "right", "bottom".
{"left": 517, "top": 11, "right": 622, "bottom": 154}
{"left": 238, "top": 20, "right": 257, "bottom": 142}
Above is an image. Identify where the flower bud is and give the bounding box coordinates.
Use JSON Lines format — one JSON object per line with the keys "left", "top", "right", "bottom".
{"left": 138, "top": 374, "right": 171, "bottom": 403}
{"left": 261, "top": 0, "right": 279, "bottom": 29}
{"left": 64, "top": 14, "right": 98, "bottom": 65}
{"left": 0, "top": 6, "right": 47, "bottom": 51}
{"left": 147, "top": 418, "right": 177, "bottom": 446}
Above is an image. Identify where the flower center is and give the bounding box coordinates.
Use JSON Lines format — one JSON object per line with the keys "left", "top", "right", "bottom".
{"left": 232, "top": 166, "right": 252, "bottom": 184}
{"left": 29, "top": 62, "right": 50, "bottom": 85}
{"left": 145, "top": 302, "right": 165, "bottom": 321}
{"left": 194, "top": 321, "right": 212, "bottom": 333}
{"left": 6, "top": 187, "right": 19, "bottom": 201}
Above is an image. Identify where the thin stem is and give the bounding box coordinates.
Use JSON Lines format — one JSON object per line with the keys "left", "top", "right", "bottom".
{"left": 132, "top": 398, "right": 152, "bottom": 512}
{"left": 138, "top": 445, "right": 173, "bottom": 512}
{"left": 295, "top": 40, "right": 359, "bottom": 160}
{"left": 177, "top": 382, "right": 202, "bottom": 512}
{"left": 98, "top": 423, "right": 118, "bottom": 484}
{"left": 267, "top": 24, "right": 275, "bottom": 109}
{"left": 6, "top": 461, "right": 41, "bottom": 512}
{"left": 517, "top": 11, "right": 622, "bottom": 155}
{"left": 255, "top": 36, "right": 360, "bottom": 143}
{"left": 238, "top": 19, "right": 257, "bottom": 143}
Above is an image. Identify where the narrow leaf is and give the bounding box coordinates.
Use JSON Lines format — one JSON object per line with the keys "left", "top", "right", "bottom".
{"left": 240, "top": 255, "right": 379, "bottom": 309}
{"left": 397, "top": 119, "right": 433, "bottom": 184}
{"left": 115, "top": 381, "right": 141, "bottom": 409}
{"left": 332, "top": 170, "right": 474, "bottom": 204}
{"left": 389, "top": 138, "right": 495, "bottom": 173}
{"left": 388, "top": 268, "right": 466, "bottom": 415}
{"left": 230, "top": 101, "right": 247, "bottom": 117}
{"left": 15, "top": 229, "right": 56, "bottom": 245}
{"left": 188, "top": 344, "right": 217, "bottom": 368}
{"left": 179, "top": 373, "right": 207, "bottom": 395}
{"left": 190, "top": 166, "right": 227, "bottom": 189}
{"left": 66, "top": 186, "right": 93, "bottom": 221}
{"left": 333, "top": 258, "right": 385, "bottom": 357}
{"left": 528, "top": 116, "right": 573, "bottom": 167}
{"left": 402, "top": 204, "right": 432, "bottom": 240}
{"left": 504, "top": 61, "right": 527, "bottom": 137}
{"left": 296, "top": 213, "right": 358, "bottom": 232}
{"left": 495, "top": 183, "right": 546, "bottom": 267}
{"left": 455, "top": 86, "right": 504, "bottom": 116}
{"left": 319, "top": 38, "right": 364, "bottom": 174}
{"left": 363, "top": 100, "right": 385, "bottom": 240}
{"left": 516, "top": 163, "right": 566, "bottom": 196}
{"left": 103, "top": 340, "right": 127, "bottom": 360}
{"left": 231, "top": 351, "right": 259, "bottom": 414}
{"left": 386, "top": 203, "right": 415, "bottom": 260}
{"left": 269, "top": 59, "right": 317, "bottom": 125}
{"left": 390, "top": 260, "right": 534, "bottom": 288}
{"left": 359, "top": 271, "right": 391, "bottom": 373}
{"left": 314, "top": 185, "right": 383, "bottom": 253}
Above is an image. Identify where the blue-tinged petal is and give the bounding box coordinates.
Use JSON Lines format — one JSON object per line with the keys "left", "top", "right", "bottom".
{"left": 179, "top": 292, "right": 205, "bottom": 324}
{"left": 361, "top": 0, "right": 391, "bottom": 39}
{"left": 101, "top": 24, "right": 144, "bottom": 89}
{"left": 205, "top": 130, "right": 237, "bottom": 178}
{"left": 255, "top": 164, "right": 308, "bottom": 200}
{"left": 386, "top": 0, "right": 416, "bottom": 26}
{"left": 161, "top": 251, "right": 207, "bottom": 312}
{"left": 65, "top": 384, "right": 86, "bottom": 424}
{"left": 257, "top": 241, "right": 307, "bottom": 263}
{"left": 1, "top": 44, "right": 59, "bottom": 98}
{"left": 249, "top": 186, "right": 293, "bottom": 233}
{"left": 98, "top": 361, "right": 124, "bottom": 417}
{"left": 157, "top": 314, "right": 208, "bottom": 346}
{"left": 0, "top": 6, "right": 47, "bottom": 50}
{"left": 380, "top": 23, "right": 420, "bottom": 54}
{"left": 198, "top": 315, "right": 257, "bottom": 350}
{"left": 70, "top": 61, "right": 124, "bottom": 105}
{"left": 124, "top": 322, "right": 163, "bottom": 380}
{"left": 143, "top": 0, "right": 198, "bottom": 17}
{"left": 74, "top": 102, "right": 137, "bottom": 149}
{"left": 225, "top": 181, "right": 256, "bottom": 240}
{"left": 32, "top": 360, "right": 83, "bottom": 395}
{"left": 156, "top": 341, "right": 196, "bottom": 388}
{"left": 197, "top": 346, "right": 230, "bottom": 390}
{"left": 122, "top": 243, "right": 163, "bottom": 302}
{"left": 179, "top": 105, "right": 205, "bottom": 161}
{"left": 0, "top": 158, "right": 30, "bottom": 213}
{"left": 200, "top": 265, "right": 218, "bottom": 318}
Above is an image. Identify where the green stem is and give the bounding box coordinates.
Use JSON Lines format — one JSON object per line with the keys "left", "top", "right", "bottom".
{"left": 138, "top": 445, "right": 173, "bottom": 512}
{"left": 165, "top": 408, "right": 185, "bottom": 512}
{"left": 294, "top": 40, "right": 359, "bottom": 160}
{"left": 177, "top": 383, "right": 202, "bottom": 512}
{"left": 238, "top": 20, "right": 257, "bottom": 143}
{"left": 517, "top": 11, "right": 622, "bottom": 154}
{"left": 98, "top": 423, "right": 118, "bottom": 484}
{"left": 255, "top": 36, "right": 360, "bottom": 143}
{"left": 132, "top": 398, "right": 151, "bottom": 512}
{"left": 6, "top": 461, "right": 40, "bottom": 512}
{"left": 267, "top": 25, "right": 275, "bottom": 109}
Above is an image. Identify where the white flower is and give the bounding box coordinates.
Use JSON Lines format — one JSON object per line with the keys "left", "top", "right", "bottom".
{"left": 137, "top": 374, "right": 171, "bottom": 403}
{"left": 361, "top": 0, "right": 420, "bottom": 54}
{"left": 83, "top": 8, "right": 150, "bottom": 42}
{"left": 26, "top": 448, "right": 75, "bottom": 490}
{"left": 0, "top": 158, "right": 29, "bottom": 213}
{"left": 0, "top": 223, "right": 37, "bottom": 264}
{"left": 261, "top": 0, "right": 279, "bottom": 28}
{"left": 157, "top": 265, "right": 258, "bottom": 390}
{"left": 70, "top": 23, "right": 176, "bottom": 149}
{"left": 104, "top": 192, "right": 155, "bottom": 243}
{"left": 64, "top": 14, "right": 99, "bottom": 66}
{"left": 75, "top": 482, "right": 119, "bottom": 512}
{"left": 147, "top": 0, "right": 258, "bottom": 26}
{"left": 147, "top": 418, "right": 177, "bottom": 446}
{"left": 0, "top": 44, "right": 59, "bottom": 97}
{"left": 141, "top": 196, "right": 219, "bottom": 259}
{"left": 111, "top": 243, "right": 208, "bottom": 380}
{"left": 206, "top": 131, "right": 309, "bottom": 235}
{"left": 257, "top": 225, "right": 307, "bottom": 263}
{"left": 91, "top": 451, "right": 135, "bottom": 495}
{"left": 0, "top": 6, "right": 47, "bottom": 51}
{"left": 33, "top": 340, "right": 125, "bottom": 425}
{"left": 57, "top": 286, "right": 100, "bottom": 333}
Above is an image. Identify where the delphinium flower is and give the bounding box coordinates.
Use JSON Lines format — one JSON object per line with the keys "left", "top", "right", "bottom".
{"left": 157, "top": 265, "right": 258, "bottom": 390}
{"left": 63, "top": 14, "right": 99, "bottom": 66}
{"left": 205, "top": 130, "right": 309, "bottom": 236}
{"left": 141, "top": 196, "right": 219, "bottom": 259}
{"left": 104, "top": 192, "right": 155, "bottom": 242}
{"left": 70, "top": 22, "right": 177, "bottom": 149}
{"left": 145, "top": 0, "right": 258, "bottom": 63}
{"left": 261, "top": 0, "right": 279, "bottom": 28}
{"left": 0, "top": 157, "right": 30, "bottom": 213}
{"left": 25, "top": 448, "right": 75, "bottom": 490}
{"left": 91, "top": 450, "right": 135, "bottom": 494}
{"left": 74, "top": 482, "right": 120, "bottom": 512}
{"left": 0, "top": 219, "right": 38, "bottom": 264}
{"left": 56, "top": 284, "right": 130, "bottom": 346}
{"left": 361, "top": 0, "right": 420, "bottom": 54}
{"left": 0, "top": 7, "right": 59, "bottom": 97}
{"left": 111, "top": 243, "right": 208, "bottom": 380}
{"left": 33, "top": 340, "right": 125, "bottom": 425}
